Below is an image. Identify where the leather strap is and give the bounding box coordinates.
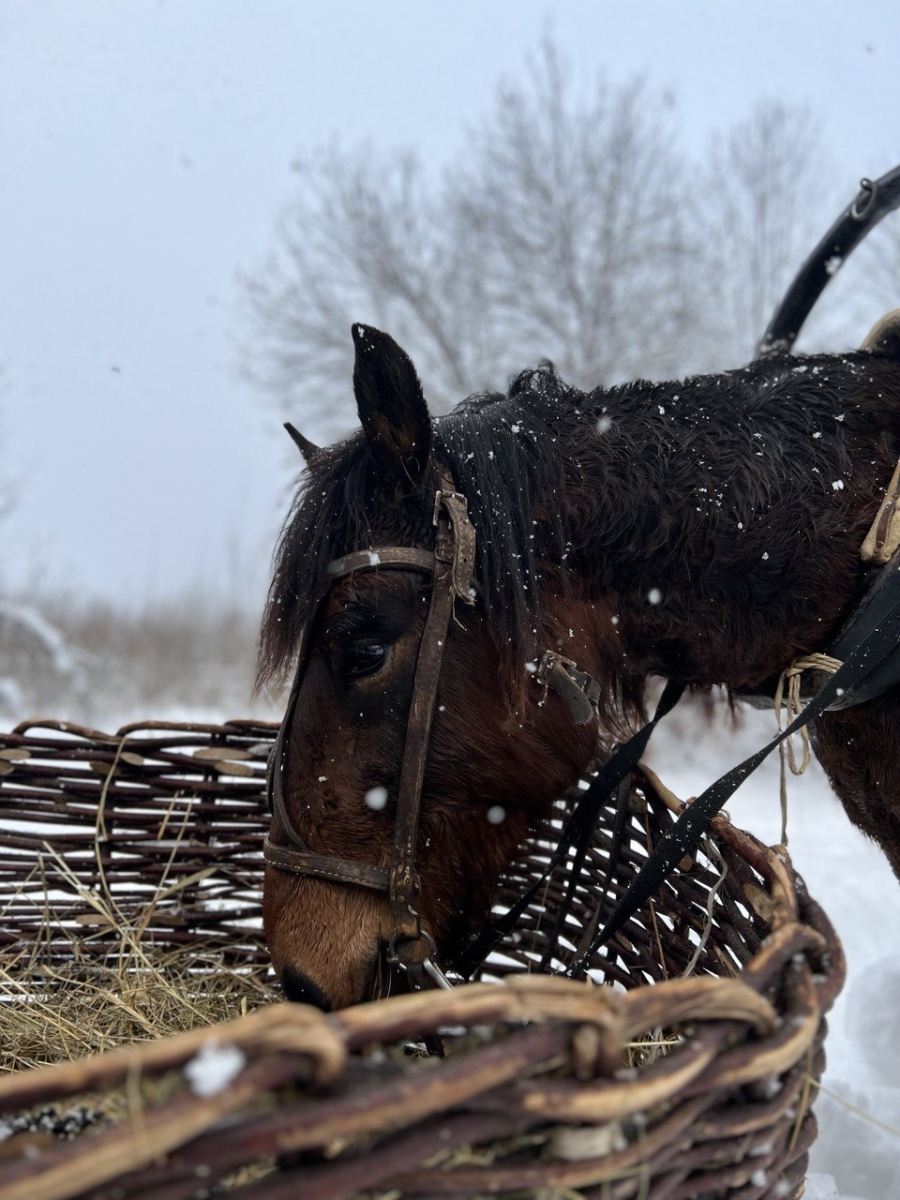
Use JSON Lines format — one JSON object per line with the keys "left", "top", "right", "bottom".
{"left": 264, "top": 468, "right": 476, "bottom": 964}
{"left": 263, "top": 838, "right": 390, "bottom": 890}
{"left": 329, "top": 547, "right": 436, "bottom": 577}
{"left": 388, "top": 476, "right": 476, "bottom": 944}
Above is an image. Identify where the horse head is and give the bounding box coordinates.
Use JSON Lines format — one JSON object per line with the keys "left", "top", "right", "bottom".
{"left": 258, "top": 325, "right": 607, "bottom": 1010}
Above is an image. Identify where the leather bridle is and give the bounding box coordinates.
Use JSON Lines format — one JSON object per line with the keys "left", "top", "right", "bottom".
{"left": 264, "top": 469, "right": 477, "bottom": 977}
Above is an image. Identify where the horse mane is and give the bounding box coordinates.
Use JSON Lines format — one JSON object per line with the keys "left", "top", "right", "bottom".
{"left": 258, "top": 348, "right": 900, "bottom": 701}
{"left": 256, "top": 364, "right": 576, "bottom": 691}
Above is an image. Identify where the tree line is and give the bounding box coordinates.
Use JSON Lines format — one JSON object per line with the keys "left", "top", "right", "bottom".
{"left": 241, "top": 39, "right": 899, "bottom": 443}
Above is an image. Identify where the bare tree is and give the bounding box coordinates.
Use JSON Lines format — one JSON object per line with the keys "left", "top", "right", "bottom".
{"left": 241, "top": 150, "right": 487, "bottom": 439}
{"left": 240, "top": 47, "right": 842, "bottom": 439}
{"left": 696, "top": 102, "right": 838, "bottom": 366}
{"left": 455, "top": 42, "right": 699, "bottom": 388}
{"left": 240, "top": 40, "right": 699, "bottom": 440}
{"left": 850, "top": 216, "right": 900, "bottom": 326}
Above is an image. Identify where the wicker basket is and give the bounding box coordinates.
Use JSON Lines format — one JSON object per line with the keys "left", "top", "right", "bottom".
{"left": 0, "top": 717, "right": 845, "bottom": 1199}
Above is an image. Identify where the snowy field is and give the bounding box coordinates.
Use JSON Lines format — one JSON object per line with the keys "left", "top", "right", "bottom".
{"left": 649, "top": 703, "right": 900, "bottom": 1200}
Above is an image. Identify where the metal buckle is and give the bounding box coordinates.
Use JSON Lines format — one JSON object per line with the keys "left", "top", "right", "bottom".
{"left": 432, "top": 484, "right": 477, "bottom": 605}
{"left": 432, "top": 485, "right": 462, "bottom": 527}
{"left": 422, "top": 957, "right": 453, "bottom": 990}
{"left": 535, "top": 650, "right": 577, "bottom": 687}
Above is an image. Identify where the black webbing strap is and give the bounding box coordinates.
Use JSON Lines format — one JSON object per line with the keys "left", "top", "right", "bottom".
{"left": 459, "top": 679, "right": 684, "bottom": 977}
{"left": 575, "top": 581, "right": 900, "bottom": 968}
{"left": 758, "top": 164, "right": 900, "bottom": 356}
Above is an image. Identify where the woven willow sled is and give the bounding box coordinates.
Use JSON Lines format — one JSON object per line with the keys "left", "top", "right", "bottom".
{"left": 0, "top": 717, "right": 845, "bottom": 1199}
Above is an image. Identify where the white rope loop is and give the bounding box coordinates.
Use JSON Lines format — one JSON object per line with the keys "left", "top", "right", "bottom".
{"left": 772, "top": 652, "right": 843, "bottom": 843}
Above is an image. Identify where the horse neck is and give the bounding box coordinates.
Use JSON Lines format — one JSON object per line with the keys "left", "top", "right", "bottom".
{"left": 548, "top": 404, "right": 874, "bottom": 694}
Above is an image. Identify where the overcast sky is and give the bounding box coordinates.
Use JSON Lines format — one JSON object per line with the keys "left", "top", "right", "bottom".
{"left": 1, "top": 1, "right": 899, "bottom": 613}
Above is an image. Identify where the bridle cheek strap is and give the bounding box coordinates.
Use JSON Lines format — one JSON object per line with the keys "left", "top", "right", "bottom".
{"left": 388, "top": 484, "right": 475, "bottom": 944}
{"left": 263, "top": 471, "right": 476, "bottom": 961}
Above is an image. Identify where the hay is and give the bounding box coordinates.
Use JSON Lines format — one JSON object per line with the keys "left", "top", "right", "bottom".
{"left": 0, "top": 719, "right": 279, "bottom": 1074}
{"left": 0, "top": 953, "right": 279, "bottom": 1075}
{"left": 1, "top": 872, "right": 278, "bottom": 1075}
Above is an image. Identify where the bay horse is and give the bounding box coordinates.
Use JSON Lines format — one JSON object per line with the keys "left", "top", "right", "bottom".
{"left": 259, "top": 317, "right": 900, "bottom": 1011}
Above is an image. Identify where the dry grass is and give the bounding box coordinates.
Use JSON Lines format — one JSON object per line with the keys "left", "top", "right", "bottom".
{"left": 0, "top": 953, "right": 279, "bottom": 1076}
{"left": 1, "top": 846, "right": 278, "bottom": 1077}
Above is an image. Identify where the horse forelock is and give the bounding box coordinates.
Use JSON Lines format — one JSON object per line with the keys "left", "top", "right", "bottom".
{"left": 256, "top": 365, "right": 579, "bottom": 693}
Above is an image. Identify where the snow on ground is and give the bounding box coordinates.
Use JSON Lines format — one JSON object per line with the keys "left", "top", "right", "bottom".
{"left": 649, "top": 701, "right": 900, "bottom": 1200}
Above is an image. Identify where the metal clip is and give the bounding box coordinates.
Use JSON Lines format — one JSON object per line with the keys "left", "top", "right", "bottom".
{"left": 535, "top": 650, "right": 577, "bottom": 686}
{"left": 534, "top": 650, "right": 601, "bottom": 725}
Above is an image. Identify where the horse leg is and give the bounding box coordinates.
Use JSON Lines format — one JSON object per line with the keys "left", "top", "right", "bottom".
{"left": 812, "top": 691, "right": 900, "bottom": 881}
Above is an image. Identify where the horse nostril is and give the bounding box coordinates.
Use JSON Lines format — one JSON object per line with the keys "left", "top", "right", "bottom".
{"left": 280, "top": 964, "right": 332, "bottom": 1012}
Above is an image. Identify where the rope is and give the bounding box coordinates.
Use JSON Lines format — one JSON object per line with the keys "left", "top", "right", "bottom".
{"left": 772, "top": 653, "right": 843, "bottom": 843}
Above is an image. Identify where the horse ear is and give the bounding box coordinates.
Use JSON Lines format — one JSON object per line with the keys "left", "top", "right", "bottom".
{"left": 861, "top": 308, "right": 900, "bottom": 359}
{"left": 351, "top": 323, "right": 432, "bottom": 477}
{"left": 284, "top": 422, "right": 319, "bottom": 464}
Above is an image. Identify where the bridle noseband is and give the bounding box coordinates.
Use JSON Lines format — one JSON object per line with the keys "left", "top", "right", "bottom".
{"left": 264, "top": 468, "right": 477, "bottom": 977}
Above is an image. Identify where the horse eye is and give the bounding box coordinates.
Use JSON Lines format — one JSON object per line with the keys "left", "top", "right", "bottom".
{"left": 345, "top": 638, "right": 387, "bottom": 678}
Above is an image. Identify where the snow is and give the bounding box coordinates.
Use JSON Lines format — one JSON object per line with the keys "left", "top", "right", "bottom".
{"left": 486, "top": 804, "right": 506, "bottom": 824}
{"left": 364, "top": 785, "right": 388, "bottom": 810}
{"left": 649, "top": 701, "right": 900, "bottom": 1200}
{"left": 184, "top": 1040, "right": 246, "bottom": 1098}
{"left": 805, "top": 1180, "right": 838, "bottom": 1200}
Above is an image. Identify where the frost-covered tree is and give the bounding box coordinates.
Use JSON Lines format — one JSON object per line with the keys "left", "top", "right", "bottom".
{"left": 240, "top": 40, "right": 699, "bottom": 440}
{"left": 696, "top": 102, "right": 838, "bottom": 365}
{"left": 241, "top": 50, "right": 837, "bottom": 440}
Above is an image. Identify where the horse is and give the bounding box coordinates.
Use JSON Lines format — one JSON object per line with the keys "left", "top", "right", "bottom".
{"left": 258, "top": 316, "right": 900, "bottom": 1011}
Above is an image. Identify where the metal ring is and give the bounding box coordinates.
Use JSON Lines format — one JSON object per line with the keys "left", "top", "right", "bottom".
{"left": 387, "top": 928, "right": 434, "bottom": 966}
{"left": 422, "top": 957, "right": 454, "bottom": 989}
{"left": 851, "top": 177, "right": 877, "bottom": 221}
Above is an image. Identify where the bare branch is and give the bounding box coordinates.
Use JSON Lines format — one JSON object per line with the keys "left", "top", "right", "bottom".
{"left": 696, "top": 102, "right": 839, "bottom": 365}
{"left": 238, "top": 44, "right": 837, "bottom": 436}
